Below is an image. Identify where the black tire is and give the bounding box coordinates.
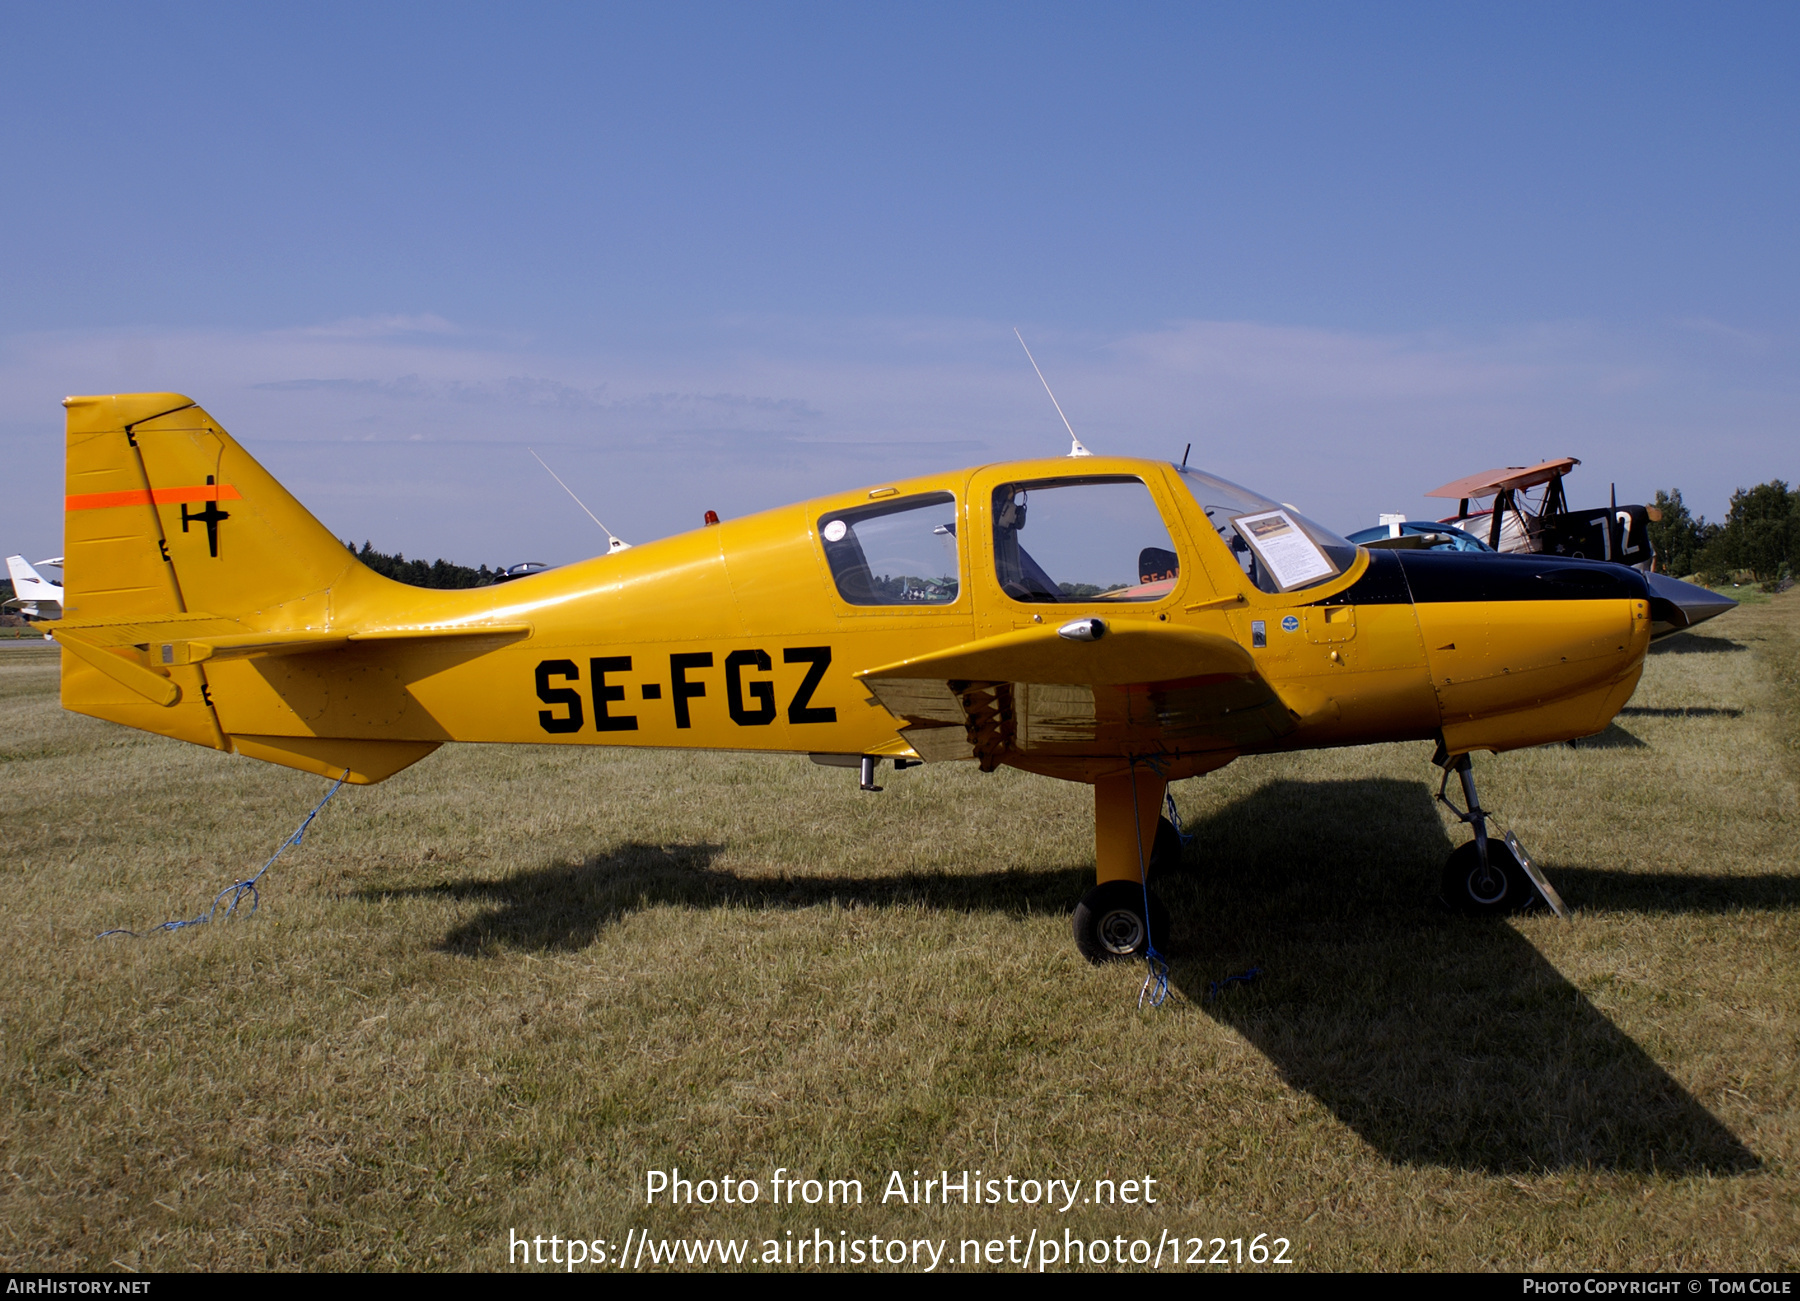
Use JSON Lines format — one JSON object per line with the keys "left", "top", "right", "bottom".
{"left": 1147, "top": 816, "right": 1187, "bottom": 883}
{"left": 1072, "top": 880, "right": 1172, "bottom": 965}
{"left": 1441, "top": 838, "right": 1532, "bottom": 915}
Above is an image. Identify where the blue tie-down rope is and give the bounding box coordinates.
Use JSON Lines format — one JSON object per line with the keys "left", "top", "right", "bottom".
{"left": 1206, "top": 967, "right": 1262, "bottom": 1002}
{"left": 1164, "top": 791, "right": 1195, "bottom": 847}
{"left": 97, "top": 772, "right": 349, "bottom": 939}
{"left": 1132, "top": 788, "right": 1194, "bottom": 1008}
{"left": 1130, "top": 758, "right": 1171, "bottom": 1010}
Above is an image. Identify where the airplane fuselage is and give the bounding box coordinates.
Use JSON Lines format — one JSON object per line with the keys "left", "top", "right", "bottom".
{"left": 63, "top": 449, "right": 1651, "bottom": 782}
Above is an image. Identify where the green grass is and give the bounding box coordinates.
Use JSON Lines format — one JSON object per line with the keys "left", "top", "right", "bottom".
{"left": 2, "top": 598, "right": 1798, "bottom": 1271}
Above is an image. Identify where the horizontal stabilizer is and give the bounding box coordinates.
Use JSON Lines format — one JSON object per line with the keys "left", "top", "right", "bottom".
{"left": 53, "top": 628, "right": 182, "bottom": 707}
{"left": 191, "top": 622, "right": 531, "bottom": 661}
{"left": 49, "top": 613, "right": 531, "bottom": 714}
{"left": 50, "top": 616, "right": 530, "bottom": 665}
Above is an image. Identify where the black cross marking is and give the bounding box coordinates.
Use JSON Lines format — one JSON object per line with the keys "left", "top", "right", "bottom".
{"left": 181, "top": 475, "right": 232, "bottom": 557}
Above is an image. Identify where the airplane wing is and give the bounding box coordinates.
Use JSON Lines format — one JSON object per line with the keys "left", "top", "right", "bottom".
{"left": 1425, "top": 457, "right": 1580, "bottom": 501}
{"left": 857, "top": 620, "right": 1296, "bottom": 768}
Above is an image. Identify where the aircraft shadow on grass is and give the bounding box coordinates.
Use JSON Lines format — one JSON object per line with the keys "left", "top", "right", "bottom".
{"left": 1649, "top": 635, "right": 1748, "bottom": 656}
{"left": 371, "top": 775, "right": 1788, "bottom": 1175}
{"left": 370, "top": 846, "right": 1088, "bottom": 957}
{"left": 1158, "top": 778, "right": 1765, "bottom": 1176}
{"left": 1565, "top": 722, "right": 1648, "bottom": 749}
{"left": 1563, "top": 704, "right": 1750, "bottom": 747}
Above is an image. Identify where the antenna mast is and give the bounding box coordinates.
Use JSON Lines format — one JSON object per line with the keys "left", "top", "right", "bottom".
{"left": 1014, "top": 329, "right": 1091, "bottom": 457}
{"left": 529, "top": 449, "right": 631, "bottom": 553}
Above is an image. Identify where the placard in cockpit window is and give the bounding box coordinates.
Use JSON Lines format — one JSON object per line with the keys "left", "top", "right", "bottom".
{"left": 1231, "top": 509, "right": 1337, "bottom": 592}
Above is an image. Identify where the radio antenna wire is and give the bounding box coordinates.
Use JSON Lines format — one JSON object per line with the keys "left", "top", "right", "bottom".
{"left": 529, "top": 448, "right": 631, "bottom": 553}
{"left": 1014, "top": 328, "right": 1092, "bottom": 457}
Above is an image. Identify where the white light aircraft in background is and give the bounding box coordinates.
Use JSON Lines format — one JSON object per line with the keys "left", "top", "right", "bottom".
{"left": 5, "top": 555, "right": 64, "bottom": 621}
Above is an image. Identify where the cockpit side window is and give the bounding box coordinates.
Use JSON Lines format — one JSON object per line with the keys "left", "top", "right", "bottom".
{"left": 991, "top": 476, "right": 1180, "bottom": 603}
{"left": 819, "top": 492, "right": 961, "bottom": 606}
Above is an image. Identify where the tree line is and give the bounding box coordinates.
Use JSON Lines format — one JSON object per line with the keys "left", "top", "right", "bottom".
{"left": 346, "top": 540, "right": 503, "bottom": 588}
{"left": 1649, "top": 481, "right": 1798, "bottom": 587}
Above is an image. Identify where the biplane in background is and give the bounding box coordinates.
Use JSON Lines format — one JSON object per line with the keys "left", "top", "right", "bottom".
{"left": 1424, "top": 457, "right": 1658, "bottom": 568}
{"left": 47, "top": 395, "right": 1734, "bottom": 963}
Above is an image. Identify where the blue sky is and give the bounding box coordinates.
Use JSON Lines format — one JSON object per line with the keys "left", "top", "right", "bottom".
{"left": 3, "top": 3, "right": 1796, "bottom": 565}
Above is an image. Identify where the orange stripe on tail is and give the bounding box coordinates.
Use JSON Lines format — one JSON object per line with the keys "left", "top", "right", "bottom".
{"left": 66, "top": 484, "right": 244, "bottom": 511}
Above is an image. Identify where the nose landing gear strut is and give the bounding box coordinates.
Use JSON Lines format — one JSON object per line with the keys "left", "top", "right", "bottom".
{"left": 1434, "top": 748, "right": 1568, "bottom": 918}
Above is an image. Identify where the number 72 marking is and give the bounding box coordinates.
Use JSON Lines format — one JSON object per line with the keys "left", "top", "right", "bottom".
{"left": 1588, "top": 511, "right": 1640, "bottom": 560}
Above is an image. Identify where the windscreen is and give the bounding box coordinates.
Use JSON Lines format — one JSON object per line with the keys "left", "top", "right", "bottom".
{"left": 1171, "top": 466, "right": 1359, "bottom": 594}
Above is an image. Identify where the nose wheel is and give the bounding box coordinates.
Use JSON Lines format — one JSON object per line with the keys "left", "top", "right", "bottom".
{"left": 1434, "top": 749, "right": 1565, "bottom": 917}
{"left": 1441, "top": 837, "right": 1530, "bottom": 914}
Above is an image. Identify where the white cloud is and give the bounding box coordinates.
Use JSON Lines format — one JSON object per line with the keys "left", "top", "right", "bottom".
{"left": 2, "top": 312, "right": 1794, "bottom": 566}
{"left": 291, "top": 314, "right": 462, "bottom": 339}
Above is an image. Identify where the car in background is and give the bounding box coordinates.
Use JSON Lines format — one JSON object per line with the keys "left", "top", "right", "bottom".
{"left": 493, "top": 562, "right": 554, "bottom": 583}
{"left": 1346, "top": 520, "right": 1494, "bottom": 553}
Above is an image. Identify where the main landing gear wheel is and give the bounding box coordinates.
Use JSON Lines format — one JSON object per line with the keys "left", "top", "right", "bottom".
{"left": 1441, "top": 838, "right": 1531, "bottom": 915}
{"left": 1072, "top": 880, "right": 1171, "bottom": 965}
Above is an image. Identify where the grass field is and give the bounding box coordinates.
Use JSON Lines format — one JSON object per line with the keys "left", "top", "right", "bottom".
{"left": 3, "top": 594, "right": 1797, "bottom": 1271}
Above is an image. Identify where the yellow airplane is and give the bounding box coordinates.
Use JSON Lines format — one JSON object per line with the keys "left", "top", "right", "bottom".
{"left": 49, "top": 393, "right": 1734, "bottom": 962}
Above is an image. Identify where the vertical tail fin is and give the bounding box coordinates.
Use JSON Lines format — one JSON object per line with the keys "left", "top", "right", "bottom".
{"left": 58, "top": 393, "right": 438, "bottom": 782}
{"left": 63, "top": 393, "right": 356, "bottom": 625}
